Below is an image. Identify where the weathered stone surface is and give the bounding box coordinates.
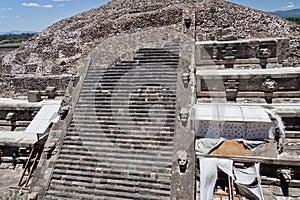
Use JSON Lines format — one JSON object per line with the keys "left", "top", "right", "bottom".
{"left": 0, "top": 75, "right": 71, "bottom": 98}
{"left": 1, "top": 0, "right": 299, "bottom": 79}
{"left": 0, "top": 0, "right": 298, "bottom": 199}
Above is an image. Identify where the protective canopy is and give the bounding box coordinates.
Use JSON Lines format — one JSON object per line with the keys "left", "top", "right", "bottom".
{"left": 199, "top": 158, "right": 264, "bottom": 200}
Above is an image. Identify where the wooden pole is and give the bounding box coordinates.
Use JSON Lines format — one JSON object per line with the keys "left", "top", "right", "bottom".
{"left": 228, "top": 175, "right": 234, "bottom": 200}
{"left": 18, "top": 148, "right": 34, "bottom": 186}
{"left": 25, "top": 147, "right": 41, "bottom": 187}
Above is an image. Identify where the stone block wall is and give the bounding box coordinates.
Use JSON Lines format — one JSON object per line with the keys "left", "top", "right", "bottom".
{"left": 195, "top": 39, "right": 287, "bottom": 68}
{"left": 0, "top": 110, "right": 37, "bottom": 122}
{"left": 197, "top": 74, "right": 300, "bottom": 93}
{"left": 0, "top": 75, "right": 72, "bottom": 98}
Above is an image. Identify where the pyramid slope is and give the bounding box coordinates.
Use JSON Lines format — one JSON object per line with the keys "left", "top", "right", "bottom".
{"left": 1, "top": 0, "right": 299, "bottom": 76}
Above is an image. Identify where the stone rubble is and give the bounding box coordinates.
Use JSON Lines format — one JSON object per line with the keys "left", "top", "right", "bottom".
{"left": 0, "top": 0, "right": 299, "bottom": 97}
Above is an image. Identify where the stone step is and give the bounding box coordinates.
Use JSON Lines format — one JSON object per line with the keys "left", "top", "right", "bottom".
{"left": 68, "top": 120, "right": 175, "bottom": 127}
{"left": 66, "top": 132, "right": 173, "bottom": 141}
{"left": 69, "top": 117, "right": 175, "bottom": 124}
{"left": 79, "top": 94, "right": 177, "bottom": 99}
{"left": 67, "top": 123, "right": 175, "bottom": 132}
{"left": 76, "top": 109, "right": 175, "bottom": 114}
{"left": 77, "top": 101, "right": 176, "bottom": 106}
{"left": 70, "top": 122, "right": 175, "bottom": 129}
{"left": 68, "top": 128, "right": 174, "bottom": 136}
{"left": 86, "top": 69, "right": 177, "bottom": 76}
{"left": 75, "top": 103, "right": 176, "bottom": 109}
{"left": 63, "top": 136, "right": 173, "bottom": 149}
{"left": 66, "top": 128, "right": 174, "bottom": 137}
{"left": 67, "top": 128, "right": 174, "bottom": 138}
{"left": 75, "top": 108, "right": 176, "bottom": 113}
{"left": 86, "top": 71, "right": 178, "bottom": 76}
{"left": 56, "top": 163, "right": 170, "bottom": 178}
{"left": 73, "top": 109, "right": 176, "bottom": 116}
{"left": 85, "top": 70, "right": 178, "bottom": 76}
{"left": 61, "top": 144, "right": 173, "bottom": 157}
{"left": 75, "top": 108, "right": 176, "bottom": 114}
{"left": 50, "top": 173, "right": 171, "bottom": 191}
{"left": 136, "top": 50, "right": 178, "bottom": 54}
{"left": 53, "top": 163, "right": 172, "bottom": 180}
{"left": 111, "top": 62, "right": 178, "bottom": 68}
{"left": 85, "top": 76, "right": 177, "bottom": 81}
{"left": 57, "top": 154, "right": 172, "bottom": 169}
{"left": 134, "top": 56, "right": 179, "bottom": 60}
{"left": 81, "top": 84, "right": 177, "bottom": 90}
{"left": 136, "top": 50, "right": 178, "bottom": 55}
{"left": 79, "top": 89, "right": 177, "bottom": 94}
{"left": 48, "top": 184, "right": 169, "bottom": 200}
{"left": 85, "top": 69, "right": 176, "bottom": 78}
{"left": 50, "top": 179, "right": 170, "bottom": 196}
{"left": 70, "top": 117, "right": 175, "bottom": 123}
{"left": 73, "top": 112, "right": 176, "bottom": 119}
{"left": 83, "top": 79, "right": 178, "bottom": 85}
{"left": 72, "top": 114, "right": 176, "bottom": 121}
{"left": 78, "top": 96, "right": 177, "bottom": 101}
{"left": 98, "top": 64, "right": 178, "bottom": 68}
{"left": 67, "top": 129, "right": 174, "bottom": 136}
{"left": 62, "top": 139, "right": 173, "bottom": 150}
{"left": 124, "top": 60, "right": 143, "bottom": 63}
{"left": 83, "top": 79, "right": 177, "bottom": 85}
{"left": 76, "top": 102, "right": 176, "bottom": 108}
{"left": 46, "top": 189, "right": 134, "bottom": 200}
{"left": 137, "top": 48, "right": 179, "bottom": 53}
{"left": 83, "top": 87, "right": 177, "bottom": 93}
{"left": 77, "top": 98, "right": 176, "bottom": 103}
{"left": 81, "top": 89, "right": 177, "bottom": 94}
{"left": 67, "top": 123, "right": 175, "bottom": 131}
{"left": 74, "top": 107, "right": 176, "bottom": 113}
{"left": 75, "top": 100, "right": 176, "bottom": 106}
{"left": 84, "top": 76, "right": 177, "bottom": 82}
{"left": 82, "top": 85, "right": 177, "bottom": 89}
{"left": 79, "top": 90, "right": 177, "bottom": 95}
{"left": 139, "top": 46, "right": 179, "bottom": 50}
{"left": 67, "top": 120, "right": 175, "bottom": 128}
{"left": 85, "top": 74, "right": 178, "bottom": 79}
{"left": 74, "top": 109, "right": 175, "bottom": 115}
{"left": 77, "top": 100, "right": 176, "bottom": 106}
{"left": 135, "top": 54, "right": 179, "bottom": 59}
{"left": 50, "top": 178, "right": 170, "bottom": 195}
{"left": 52, "top": 168, "right": 171, "bottom": 186}
{"left": 60, "top": 148, "right": 172, "bottom": 163}
{"left": 70, "top": 115, "right": 175, "bottom": 122}
{"left": 100, "top": 67, "right": 176, "bottom": 73}
{"left": 85, "top": 75, "right": 177, "bottom": 80}
{"left": 137, "top": 59, "right": 178, "bottom": 64}
{"left": 55, "top": 159, "right": 172, "bottom": 174}
{"left": 86, "top": 70, "right": 177, "bottom": 75}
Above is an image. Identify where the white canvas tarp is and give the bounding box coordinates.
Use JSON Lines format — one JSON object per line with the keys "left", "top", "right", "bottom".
{"left": 199, "top": 158, "right": 233, "bottom": 200}
{"left": 196, "top": 138, "right": 264, "bottom": 154}
{"left": 199, "top": 158, "right": 264, "bottom": 200}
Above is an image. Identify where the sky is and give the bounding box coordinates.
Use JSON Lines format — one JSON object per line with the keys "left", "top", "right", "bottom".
{"left": 0, "top": 0, "right": 299, "bottom": 33}
{"left": 0, "top": 0, "right": 110, "bottom": 33}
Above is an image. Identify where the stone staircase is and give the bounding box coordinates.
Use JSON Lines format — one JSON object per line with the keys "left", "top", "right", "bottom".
{"left": 45, "top": 42, "right": 180, "bottom": 199}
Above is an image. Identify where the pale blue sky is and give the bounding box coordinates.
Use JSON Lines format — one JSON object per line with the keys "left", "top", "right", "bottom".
{"left": 0, "top": 0, "right": 299, "bottom": 32}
